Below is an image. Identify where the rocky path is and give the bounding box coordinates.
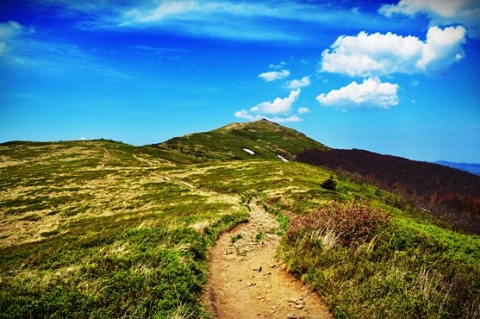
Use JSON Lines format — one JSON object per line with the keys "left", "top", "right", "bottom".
{"left": 204, "top": 203, "right": 332, "bottom": 319}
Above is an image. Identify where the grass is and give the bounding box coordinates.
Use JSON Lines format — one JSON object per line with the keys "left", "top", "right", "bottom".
{"left": 148, "top": 119, "right": 328, "bottom": 163}
{"left": 1, "top": 121, "right": 479, "bottom": 318}
{"left": 0, "top": 208, "right": 248, "bottom": 318}
{"left": 279, "top": 202, "right": 480, "bottom": 319}
{"left": 231, "top": 234, "right": 243, "bottom": 244}
{"left": 0, "top": 139, "right": 250, "bottom": 318}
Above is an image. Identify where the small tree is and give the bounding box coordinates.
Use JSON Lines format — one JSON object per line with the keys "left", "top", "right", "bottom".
{"left": 321, "top": 175, "right": 337, "bottom": 191}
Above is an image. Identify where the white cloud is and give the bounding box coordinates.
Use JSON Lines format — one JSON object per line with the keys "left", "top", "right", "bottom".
{"left": 269, "top": 61, "right": 287, "bottom": 69}
{"left": 117, "top": 1, "right": 316, "bottom": 41}
{"left": 234, "top": 111, "right": 302, "bottom": 123}
{"left": 268, "top": 115, "right": 302, "bottom": 123}
{"left": 316, "top": 78, "right": 399, "bottom": 110}
{"left": 0, "top": 21, "right": 24, "bottom": 38}
{"left": 320, "top": 26, "right": 466, "bottom": 77}
{"left": 122, "top": 1, "right": 287, "bottom": 23}
{"left": 234, "top": 109, "right": 256, "bottom": 121}
{"left": 287, "top": 76, "right": 310, "bottom": 89}
{"left": 111, "top": 0, "right": 387, "bottom": 42}
{"left": 251, "top": 89, "right": 300, "bottom": 114}
{"left": 0, "top": 20, "right": 132, "bottom": 80}
{"left": 258, "top": 69, "right": 290, "bottom": 82}
{"left": 0, "top": 21, "right": 33, "bottom": 55}
{"left": 298, "top": 107, "right": 310, "bottom": 114}
{"left": 417, "top": 26, "right": 466, "bottom": 72}
{"left": 235, "top": 89, "right": 303, "bottom": 122}
{"left": 379, "top": 0, "right": 480, "bottom": 38}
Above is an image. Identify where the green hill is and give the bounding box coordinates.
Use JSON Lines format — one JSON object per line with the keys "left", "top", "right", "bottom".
{"left": 0, "top": 121, "right": 478, "bottom": 318}
{"left": 147, "top": 119, "right": 328, "bottom": 163}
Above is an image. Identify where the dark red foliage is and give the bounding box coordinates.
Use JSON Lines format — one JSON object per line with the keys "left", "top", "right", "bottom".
{"left": 297, "top": 149, "right": 480, "bottom": 234}
{"left": 286, "top": 202, "right": 391, "bottom": 247}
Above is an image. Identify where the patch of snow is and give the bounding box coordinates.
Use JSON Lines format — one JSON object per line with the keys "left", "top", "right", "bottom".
{"left": 277, "top": 154, "right": 288, "bottom": 162}
{"left": 243, "top": 148, "right": 255, "bottom": 155}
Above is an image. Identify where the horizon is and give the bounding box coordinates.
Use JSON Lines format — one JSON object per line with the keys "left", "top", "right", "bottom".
{"left": 1, "top": 0, "right": 479, "bottom": 163}
{"left": 3, "top": 118, "right": 480, "bottom": 166}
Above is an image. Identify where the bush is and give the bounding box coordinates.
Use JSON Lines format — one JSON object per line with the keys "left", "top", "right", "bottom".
{"left": 285, "top": 201, "right": 391, "bottom": 247}
{"left": 320, "top": 175, "right": 337, "bottom": 191}
{"left": 281, "top": 202, "right": 480, "bottom": 318}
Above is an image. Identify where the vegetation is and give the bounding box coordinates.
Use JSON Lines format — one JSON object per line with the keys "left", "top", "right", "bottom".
{"left": 280, "top": 202, "right": 480, "bottom": 318}
{"left": 148, "top": 119, "right": 328, "bottom": 163}
{"left": 1, "top": 120, "right": 478, "bottom": 318}
{"left": 320, "top": 175, "right": 337, "bottom": 191}
{"left": 297, "top": 148, "right": 480, "bottom": 234}
{"left": 0, "top": 139, "right": 249, "bottom": 318}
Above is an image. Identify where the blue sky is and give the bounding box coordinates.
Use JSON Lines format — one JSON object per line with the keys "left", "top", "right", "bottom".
{"left": 1, "top": 0, "right": 479, "bottom": 163}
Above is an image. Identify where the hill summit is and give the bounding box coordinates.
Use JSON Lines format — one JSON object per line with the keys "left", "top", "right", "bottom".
{"left": 149, "top": 119, "right": 328, "bottom": 163}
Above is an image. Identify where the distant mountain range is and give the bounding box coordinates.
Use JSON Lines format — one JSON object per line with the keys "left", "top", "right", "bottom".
{"left": 435, "top": 161, "right": 480, "bottom": 176}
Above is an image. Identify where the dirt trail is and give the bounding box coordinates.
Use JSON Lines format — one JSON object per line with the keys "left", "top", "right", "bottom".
{"left": 204, "top": 203, "right": 332, "bottom": 319}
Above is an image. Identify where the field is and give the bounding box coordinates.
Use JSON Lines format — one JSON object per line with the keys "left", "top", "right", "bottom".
{"left": 1, "top": 121, "right": 479, "bottom": 318}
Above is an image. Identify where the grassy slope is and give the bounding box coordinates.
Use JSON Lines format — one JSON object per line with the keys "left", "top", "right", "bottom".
{"left": 0, "top": 140, "right": 249, "bottom": 318}
{"left": 148, "top": 119, "right": 328, "bottom": 163}
{"left": 1, "top": 121, "right": 479, "bottom": 318}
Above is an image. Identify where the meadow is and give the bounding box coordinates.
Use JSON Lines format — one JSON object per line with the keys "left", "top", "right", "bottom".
{"left": 1, "top": 121, "right": 479, "bottom": 318}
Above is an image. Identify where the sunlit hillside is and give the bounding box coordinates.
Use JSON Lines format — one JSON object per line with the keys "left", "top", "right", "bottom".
{"left": 1, "top": 120, "right": 479, "bottom": 318}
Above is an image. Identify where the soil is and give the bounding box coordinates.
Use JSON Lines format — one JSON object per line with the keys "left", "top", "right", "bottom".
{"left": 204, "top": 203, "right": 332, "bottom": 319}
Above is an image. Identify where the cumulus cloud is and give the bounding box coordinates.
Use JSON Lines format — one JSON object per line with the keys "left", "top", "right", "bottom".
{"left": 287, "top": 76, "right": 310, "bottom": 89}
{"left": 235, "top": 89, "right": 303, "bottom": 122}
{"left": 417, "top": 26, "right": 466, "bottom": 72}
{"left": 234, "top": 109, "right": 257, "bottom": 121}
{"left": 320, "top": 26, "right": 466, "bottom": 77}
{"left": 258, "top": 69, "right": 290, "bottom": 81}
{"left": 379, "top": 0, "right": 480, "bottom": 38}
{"left": 316, "top": 78, "right": 399, "bottom": 110}
{"left": 251, "top": 89, "right": 300, "bottom": 114}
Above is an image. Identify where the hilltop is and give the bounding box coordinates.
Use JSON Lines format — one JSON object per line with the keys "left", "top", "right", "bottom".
{"left": 147, "top": 119, "right": 328, "bottom": 163}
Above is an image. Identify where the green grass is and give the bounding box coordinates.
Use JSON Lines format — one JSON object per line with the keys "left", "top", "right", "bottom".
{"left": 0, "top": 139, "right": 251, "bottom": 318}
{"left": 149, "top": 119, "right": 328, "bottom": 163}
{"left": 0, "top": 208, "right": 248, "bottom": 319}
{"left": 231, "top": 234, "right": 243, "bottom": 243}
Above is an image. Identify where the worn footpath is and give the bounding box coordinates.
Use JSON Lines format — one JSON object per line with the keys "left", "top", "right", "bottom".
{"left": 204, "top": 203, "right": 332, "bottom": 319}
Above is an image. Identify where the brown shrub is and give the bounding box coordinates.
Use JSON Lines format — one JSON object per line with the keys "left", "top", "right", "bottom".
{"left": 286, "top": 202, "right": 391, "bottom": 247}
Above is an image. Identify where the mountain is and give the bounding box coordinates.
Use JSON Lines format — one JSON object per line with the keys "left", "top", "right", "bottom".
{"left": 125, "top": 120, "right": 480, "bottom": 234}
{"left": 436, "top": 160, "right": 480, "bottom": 176}
{"left": 146, "top": 119, "right": 328, "bottom": 163}
{"left": 297, "top": 148, "right": 480, "bottom": 233}
{"left": 297, "top": 148, "right": 480, "bottom": 198}
{"left": 1, "top": 120, "right": 479, "bottom": 319}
